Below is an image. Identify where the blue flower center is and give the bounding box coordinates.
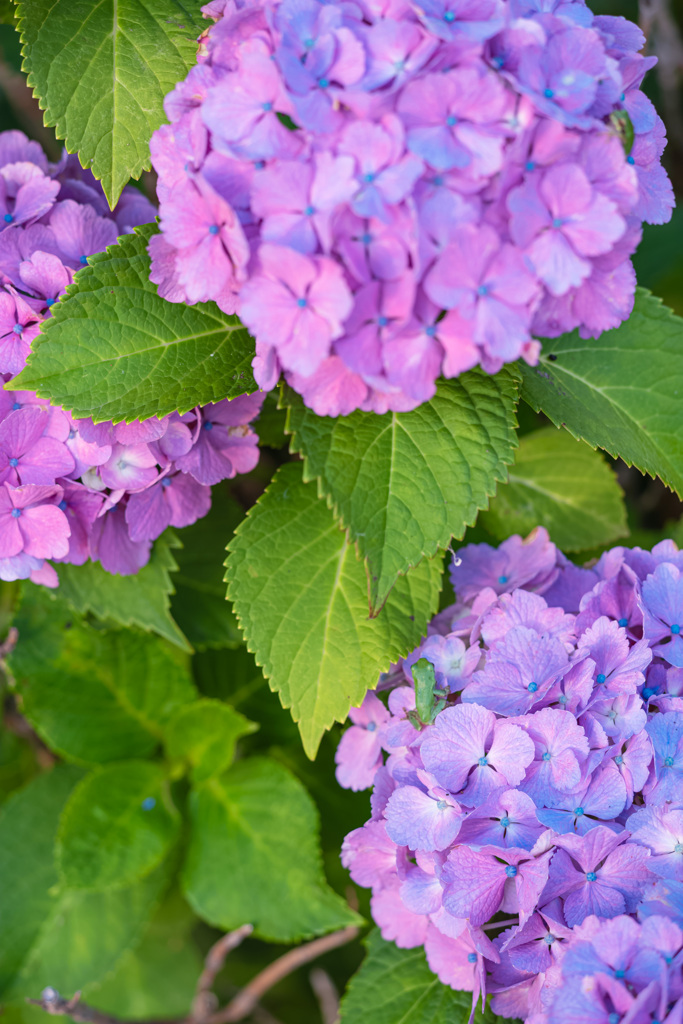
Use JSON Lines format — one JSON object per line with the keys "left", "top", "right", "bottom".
{"left": 46, "top": 298, "right": 55, "bottom": 307}
{"left": 433, "top": 175, "right": 444, "bottom": 186}
{"left": 527, "top": 681, "right": 538, "bottom": 692}
{"left": 262, "top": 101, "right": 273, "bottom": 112}
{"left": 608, "top": 1015, "right": 620, "bottom": 1024}
{"left": 425, "top": 325, "right": 437, "bottom": 337}
{"left": 12, "top": 323, "right": 23, "bottom": 335}
{"left": 500, "top": 816, "right": 510, "bottom": 828}
{"left": 642, "top": 687, "right": 654, "bottom": 699}
{"left": 675, "top": 843, "right": 683, "bottom": 853}
{"left": 79, "top": 255, "right": 88, "bottom": 265}
{"left": 525, "top": 161, "right": 535, "bottom": 171}
{"left": 304, "top": 37, "right": 315, "bottom": 48}
{"left": 672, "top": 624, "right": 681, "bottom": 634}
{"left": 492, "top": 55, "right": 504, "bottom": 68}
{"left": 162, "top": 477, "right": 172, "bottom": 488}
{"left": 477, "top": 284, "right": 489, "bottom": 297}
{"left": 11, "top": 402, "right": 20, "bottom": 410}
{"left": 618, "top": 617, "right": 628, "bottom": 627}
{"left": 597, "top": 673, "right": 606, "bottom": 684}
{"left": 58, "top": 500, "right": 67, "bottom": 511}
{"left": 208, "top": 224, "right": 219, "bottom": 235}
{"left": 544, "top": 87, "right": 554, "bottom": 98}
{"left": 446, "top": 115, "right": 458, "bottom": 127}
{"left": 615, "top": 755, "right": 624, "bottom": 765}
{"left": 544, "top": 934, "right": 555, "bottom": 944}
{"left": 366, "top": 721, "right": 376, "bottom": 732}
{"left": 558, "top": 694, "right": 568, "bottom": 704}
{"left": 203, "top": 421, "right": 214, "bottom": 431}
{"left": 505, "top": 865, "right": 517, "bottom": 878}
{"left": 467, "top": 952, "right": 477, "bottom": 963}
{"left": 361, "top": 232, "right": 372, "bottom": 245}
{"left": 665, "top": 756, "right": 675, "bottom": 767}
{"left": 586, "top": 871, "right": 597, "bottom": 881}
{"left": 3, "top": 213, "right": 12, "bottom": 223}
{"left": 363, "top": 172, "right": 376, "bottom": 183}
{"left": 377, "top": 316, "right": 389, "bottom": 327}
{"left": 8, "top": 458, "right": 18, "bottom": 467}
{"left": 627, "top": 155, "right": 635, "bottom": 165}
{"left": 478, "top": 756, "right": 488, "bottom": 766}
{"left": 141, "top": 797, "right": 156, "bottom": 811}
{"left": 10, "top": 508, "right": 20, "bottom": 518}
{"left": 542, "top": 751, "right": 551, "bottom": 761}
{"left": 552, "top": 218, "right": 563, "bottom": 229}
{"left": 444, "top": 10, "right": 456, "bottom": 20}
{"left": 575, "top": 806, "right": 585, "bottom": 816}
{"left": 498, "top": 575, "right": 508, "bottom": 584}
{"left": 297, "top": 297, "right": 307, "bottom": 308}
{"left": 615, "top": 969, "right": 625, "bottom": 979}
{"left": 318, "top": 77, "right": 329, "bottom": 88}
{"left": 437, "top": 799, "right": 448, "bottom": 810}
{"left": 304, "top": 205, "right": 315, "bottom": 216}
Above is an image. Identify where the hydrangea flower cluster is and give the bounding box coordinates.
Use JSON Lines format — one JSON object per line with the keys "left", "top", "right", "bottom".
{"left": 148, "top": 0, "right": 674, "bottom": 417}
{"left": 0, "top": 130, "right": 264, "bottom": 587}
{"left": 337, "top": 529, "right": 683, "bottom": 1023}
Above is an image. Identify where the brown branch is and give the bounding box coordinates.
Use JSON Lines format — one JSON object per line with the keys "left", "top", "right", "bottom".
{"left": 309, "top": 968, "right": 340, "bottom": 1024}
{"left": 27, "top": 989, "right": 168, "bottom": 1024}
{"left": 192, "top": 925, "right": 253, "bottom": 1023}
{"left": 208, "top": 927, "right": 360, "bottom": 1024}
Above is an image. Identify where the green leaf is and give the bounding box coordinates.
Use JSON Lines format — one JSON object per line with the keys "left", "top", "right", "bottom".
{"left": 480, "top": 427, "right": 628, "bottom": 551}
{"left": 12, "top": 226, "right": 257, "bottom": 422}
{"left": 0, "top": 766, "right": 82, "bottom": 996}
{"left": 11, "top": 859, "right": 172, "bottom": 1000}
{"left": 340, "top": 930, "right": 515, "bottom": 1024}
{"left": 57, "top": 762, "right": 180, "bottom": 891}
{"left": 53, "top": 529, "right": 190, "bottom": 650}
{"left": 0, "top": 1, "right": 16, "bottom": 24}
{"left": 10, "top": 588, "right": 196, "bottom": 764}
{"left": 182, "top": 756, "right": 362, "bottom": 941}
{"left": 519, "top": 290, "right": 683, "bottom": 496}
{"left": 16, "top": 0, "right": 203, "bottom": 205}
{"left": 88, "top": 892, "right": 203, "bottom": 1019}
{"left": 170, "top": 489, "right": 245, "bottom": 651}
{"left": 225, "top": 462, "right": 442, "bottom": 758}
{"left": 165, "top": 698, "right": 258, "bottom": 783}
{"left": 286, "top": 369, "right": 519, "bottom": 611}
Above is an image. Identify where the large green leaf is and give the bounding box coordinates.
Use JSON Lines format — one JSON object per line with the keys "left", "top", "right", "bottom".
{"left": 170, "top": 489, "right": 244, "bottom": 651}
{"left": 57, "top": 762, "right": 180, "bottom": 891}
{"left": 10, "top": 588, "right": 196, "bottom": 764}
{"left": 519, "top": 290, "right": 683, "bottom": 495}
{"left": 53, "top": 529, "right": 190, "bottom": 650}
{"left": 0, "top": 766, "right": 82, "bottom": 996}
{"left": 11, "top": 859, "right": 172, "bottom": 1000}
{"left": 286, "top": 368, "right": 519, "bottom": 610}
{"left": 165, "top": 699, "right": 257, "bottom": 783}
{"left": 480, "top": 427, "right": 627, "bottom": 551}
{"left": 182, "top": 756, "right": 362, "bottom": 941}
{"left": 340, "top": 931, "right": 514, "bottom": 1024}
{"left": 12, "top": 226, "right": 257, "bottom": 422}
{"left": 16, "top": 0, "right": 203, "bottom": 205}
{"left": 225, "top": 462, "right": 442, "bottom": 758}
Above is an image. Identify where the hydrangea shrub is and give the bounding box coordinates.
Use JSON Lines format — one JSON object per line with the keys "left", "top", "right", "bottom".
{"left": 338, "top": 529, "right": 683, "bottom": 1022}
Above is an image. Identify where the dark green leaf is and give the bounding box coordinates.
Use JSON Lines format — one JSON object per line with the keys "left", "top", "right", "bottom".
{"left": 182, "top": 756, "right": 363, "bottom": 941}
{"left": 170, "top": 489, "right": 244, "bottom": 651}
{"left": 286, "top": 368, "right": 519, "bottom": 611}
{"left": 10, "top": 588, "right": 196, "bottom": 764}
{"left": 480, "top": 427, "right": 628, "bottom": 551}
{"left": 57, "top": 762, "right": 180, "bottom": 891}
{"left": 16, "top": 0, "right": 203, "bottom": 204}
{"left": 519, "top": 290, "right": 683, "bottom": 495}
{"left": 225, "top": 462, "right": 442, "bottom": 758}
{"left": 0, "top": 766, "right": 82, "bottom": 996}
{"left": 12, "top": 225, "right": 256, "bottom": 423}
{"left": 53, "top": 529, "right": 190, "bottom": 650}
{"left": 165, "top": 698, "right": 258, "bottom": 782}
{"left": 340, "top": 930, "right": 517, "bottom": 1024}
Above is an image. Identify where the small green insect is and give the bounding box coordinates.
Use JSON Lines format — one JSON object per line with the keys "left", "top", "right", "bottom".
{"left": 407, "top": 658, "right": 449, "bottom": 729}
{"left": 609, "top": 110, "right": 634, "bottom": 156}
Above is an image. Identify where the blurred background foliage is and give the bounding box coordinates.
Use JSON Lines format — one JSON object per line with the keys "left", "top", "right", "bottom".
{"left": 0, "top": 0, "right": 683, "bottom": 1020}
